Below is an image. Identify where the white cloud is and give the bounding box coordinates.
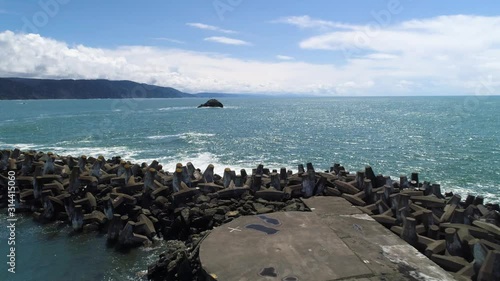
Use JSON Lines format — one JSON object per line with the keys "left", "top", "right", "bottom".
{"left": 276, "top": 55, "right": 294, "bottom": 60}
{"left": 395, "top": 80, "right": 418, "bottom": 91}
{"left": 273, "top": 15, "right": 354, "bottom": 30}
{"left": 186, "top": 22, "right": 236, "bottom": 34}
{"left": 0, "top": 31, "right": 349, "bottom": 94}
{"left": 2, "top": 13, "right": 500, "bottom": 97}
{"left": 204, "top": 36, "right": 251, "bottom": 46}
{"left": 298, "top": 15, "right": 500, "bottom": 54}
{"left": 363, "top": 53, "right": 398, "bottom": 60}
{"left": 290, "top": 15, "right": 500, "bottom": 94}
{"left": 151, "top": 37, "right": 185, "bottom": 44}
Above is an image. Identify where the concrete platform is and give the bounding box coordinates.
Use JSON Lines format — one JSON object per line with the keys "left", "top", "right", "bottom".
{"left": 200, "top": 197, "right": 456, "bottom": 281}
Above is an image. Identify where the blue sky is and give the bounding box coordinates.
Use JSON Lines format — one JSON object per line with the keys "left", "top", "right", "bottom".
{"left": 1, "top": 0, "right": 500, "bottom": 95}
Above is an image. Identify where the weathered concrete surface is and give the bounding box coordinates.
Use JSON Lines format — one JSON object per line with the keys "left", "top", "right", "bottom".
{"left": 200, "top": 197, "right": 457, "bottom": 281}
{"left": 200, "top": 211, "right": 372, "bottom": 281}
{"left": 302, "top": 197, "right": 457, "bottom": 281}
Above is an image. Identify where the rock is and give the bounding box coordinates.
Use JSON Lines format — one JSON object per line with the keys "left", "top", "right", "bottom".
{"left": 324, "top": 186, "right": 341, "bottom": 196}
{"left": 334, "top": 180, "right": 359, "bottom": 195}
{"left": 445, "top": 228, "right": 464, "bottom": 256}
{"left": 172, "top": 184, "right": 200, "bottom": 205}
{"left": 402, "top": 217, "right": 418, "bottom": 247}
{"left": 84, "top": 210, "right": 107, "bottom": 225}
{"left": 118, "top": 221, "right": 150, "bottom": 247}
{"left": 227, "top": 210, "right": 239, "bottom": 217}
{"left": 431, "top": 254, "right": 469, "bottom": 272}
{"left": 473, "top": 220, "right": 500, "bottom": 239}
{"left": 372, "top": 214, "right": 397, "bottom": 226}
{"left": 477, "top": 250, "right": 500, "bottom": 281}
{"left": 341, "top": 193, "right": 366, "bottom": 206}
{"left": 256, "top": 207, "right": 273, "bottom": 214}
{"left": 410, "top": 195, "right": 446, "bottom": 208}
{"left": 255, "top": 188, "right": 285, "bottom": 201}
{"left": 148, "top": 240, "right": 189, "bottom": 281}
{"left": 217, "top": 187, "right": 249, "bottom": 199}
{"left": 195, "top": 194, "right": 211, "bottom": 204}
{"left": 108, "top": 214, "right": 123, "bottom": 241}
{"left": 301, "top": 170, "right": 315, "bottom": 198}
{"left": 197, "top": 99, "right": 223, "bottom": 108}
{"left": 72, "top": 205, "right": 84, "bottom": 231}
{"left": 424, "top": 239, "right": 446, "bottom": 258}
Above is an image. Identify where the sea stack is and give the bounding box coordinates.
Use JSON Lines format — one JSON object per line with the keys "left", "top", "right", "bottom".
{"left": 197, "top": 99, "right": 223, "bottom": 108}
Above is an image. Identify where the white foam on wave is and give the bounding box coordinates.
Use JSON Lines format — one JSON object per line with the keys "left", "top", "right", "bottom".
{"left": 158, "top": 106, "right": 193, "bottom": 111}
{"left": 146, "top": 132, "right": 215, "bottom": 142}
{"left": 439, "top": 182, "right": 499, "bottom": 203}
{"left": 55, "top": 137, "right": 93, "bottom": 146}
{"left": 134, "top": 151, "right": 297, "bottom": 175}
{"left": 48, "top": 146, "right": 140, "bottom": 160}
{"left": 0, "top": 142, "right": 140, "bottom": 161}
{"left": 178, "top": 132, "right": 215, "bottom": 138}
{"left": 0, "top": 142, "right": 41, "bottom": 151}
{"left": 134, "top": 151, "right": 251, "bottom": 175}
{"left": 140, "top": 241, "right": 166, "bottom": 252}
{"left": 146, "top": 135, "right": 178, "bottom": 140}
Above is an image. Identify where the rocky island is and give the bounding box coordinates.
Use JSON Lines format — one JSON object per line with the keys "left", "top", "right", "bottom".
{"left": 197, "top": 99, "right": 223, "bottom": 108}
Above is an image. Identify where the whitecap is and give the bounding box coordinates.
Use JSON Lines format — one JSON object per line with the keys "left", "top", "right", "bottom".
{"left": 146, "top": 134, "right": 179, "bottom": 140}
{"left": 9, "top": 145, "right": 141, "bottom": 161}
{"left": 146, "top": 132, "right": 215, "bottom": 143}
{"left": 134, "top": 151, "right": 244, "bottom": 175}
{"left": 157, "top": 106, "right": 193, "bottom": 111}
{"left": 134, "top": 151, "right": 296, "bottom": 176}
{"left": 1, "top": 142, "right": 41, "bottom": 151}
{"left": 437, "top": 181, "right": 499, "bottom": 204}
{"left": 177, "top": 132, "right": 216, "bottom": 144}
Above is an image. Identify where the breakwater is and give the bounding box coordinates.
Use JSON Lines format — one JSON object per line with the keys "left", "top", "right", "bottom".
{"left": 0, "top": 148, "right": 499, "bottom": 281}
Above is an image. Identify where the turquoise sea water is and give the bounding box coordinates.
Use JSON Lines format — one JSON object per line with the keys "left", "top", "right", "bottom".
{"left": 0, "top": 96, "right": 499, "bottom": 280}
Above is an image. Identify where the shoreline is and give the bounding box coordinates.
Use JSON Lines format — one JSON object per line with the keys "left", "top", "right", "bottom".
{"left": 1, "top": 148, "right": 499, "bottom": 280}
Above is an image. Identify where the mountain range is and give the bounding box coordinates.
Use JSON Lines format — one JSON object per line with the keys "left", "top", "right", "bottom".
{"left": 0, "top": 77, "right": 251, "bottom": 100}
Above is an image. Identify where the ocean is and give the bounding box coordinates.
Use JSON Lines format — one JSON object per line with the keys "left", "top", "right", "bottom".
{"left": 0, "top": 96, "right": 499, "bottom": 280}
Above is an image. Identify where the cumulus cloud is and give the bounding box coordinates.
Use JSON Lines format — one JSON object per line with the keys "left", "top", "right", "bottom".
{"left": 298, "top": 15, "right": 500, "bottom": 56}
{"left": 273, "top": 15, "right": 354, "bottom": 30}
{"left": 281, "top": 15, "right": 500, "bottom": 94}
{"left": 203, "top": 36, "right": 251, "bottom": 46}
{"left": 186, "top": 22, "right": 236, "bottom": 34}
{"left": 363, "top": 53, "right": 398, "bottom": 60}
{"left": 2, "top": 13, "right": 500, "bottom": 96}
{"left": 297, "top": 15, "right": 500, "bottom": 57}
{"left": 0, "top": 31, "right": 348, "bottom": 94}
{"left": 151, "top": 37, "right": 185, "bottom": 44}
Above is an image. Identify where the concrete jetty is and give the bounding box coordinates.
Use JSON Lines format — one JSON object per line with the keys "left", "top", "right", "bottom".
{"left": 200, "top": 197, "right": 455, "bottom": 281}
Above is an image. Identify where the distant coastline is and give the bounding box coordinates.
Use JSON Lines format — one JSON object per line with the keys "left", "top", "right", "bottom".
{"left": 2, "top": 77, "right": 497, "bottom": 100}
{"left": 0, "top": 77, "right": 265, "bottom": 100}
